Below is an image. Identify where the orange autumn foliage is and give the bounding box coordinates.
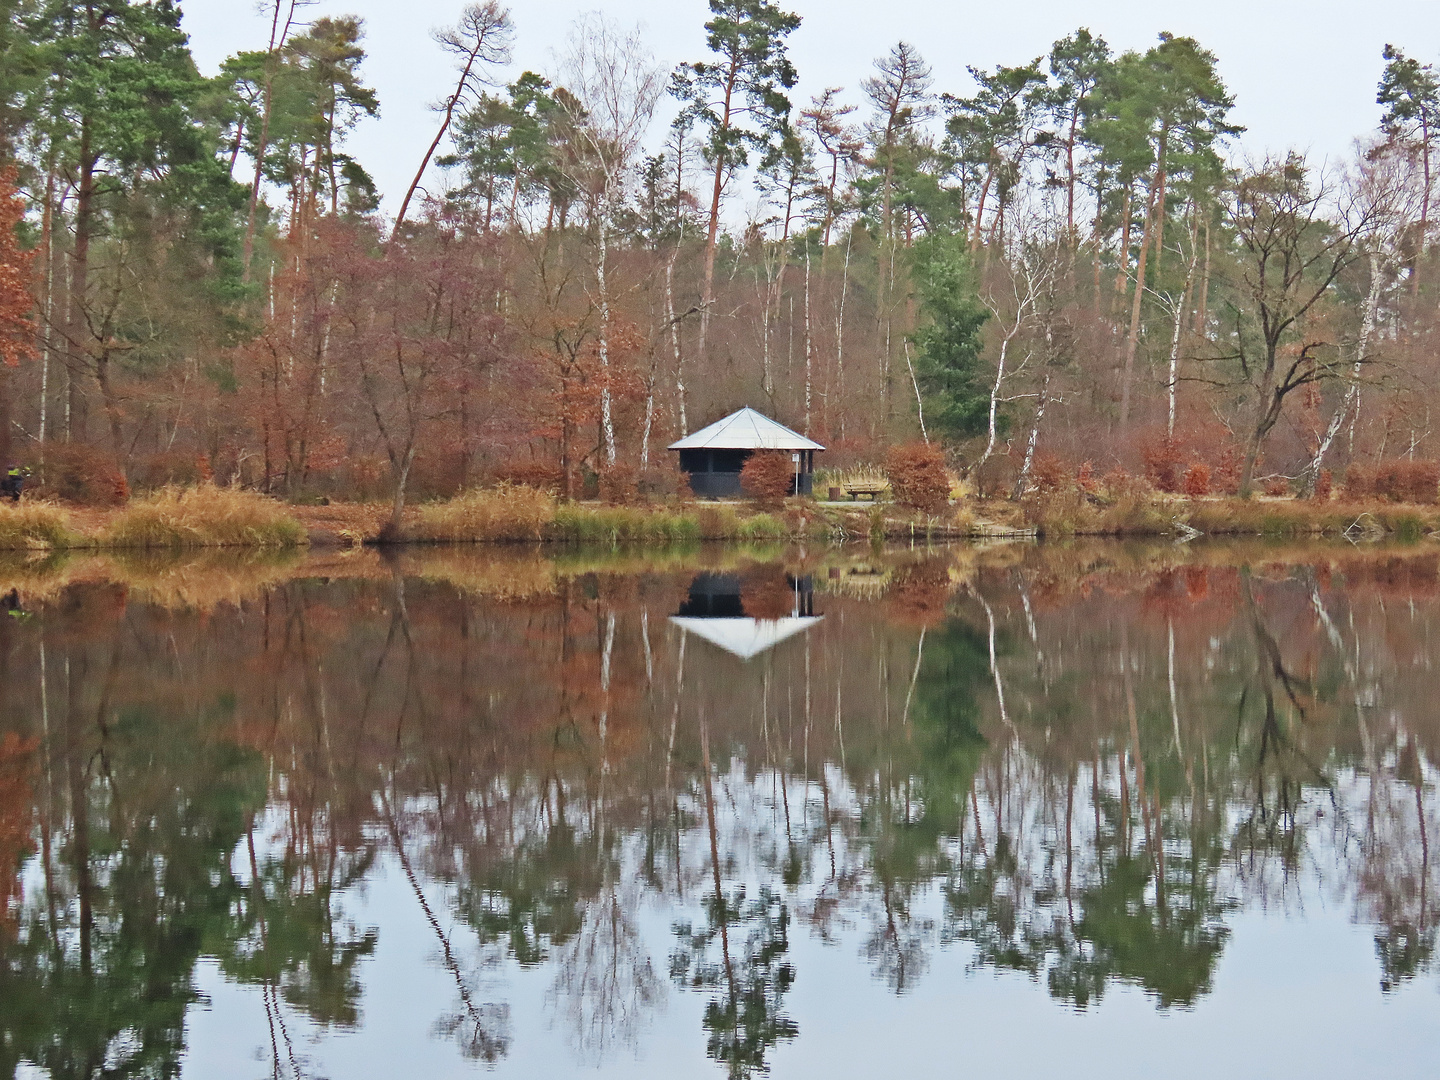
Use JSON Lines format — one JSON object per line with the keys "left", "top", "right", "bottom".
{"left": 0, "top": 167, "right": 36, "bottom": 368}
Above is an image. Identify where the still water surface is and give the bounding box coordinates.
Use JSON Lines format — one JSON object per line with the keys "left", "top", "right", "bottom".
{"left": 0, "top": 541, "right": 1437, "bottom": 1078}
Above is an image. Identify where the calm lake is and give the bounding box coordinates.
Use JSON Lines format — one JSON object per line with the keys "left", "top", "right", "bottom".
{"left": 1, "top": 540, "right": 1437, "bottom": 1079}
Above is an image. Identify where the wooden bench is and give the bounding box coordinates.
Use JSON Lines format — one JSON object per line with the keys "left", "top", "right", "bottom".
{"left": 833, "top": 480, "right": 887, "bottom": 501}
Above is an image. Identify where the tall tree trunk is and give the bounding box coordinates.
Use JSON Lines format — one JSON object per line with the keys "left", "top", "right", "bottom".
{"left": 388, "top": 444, "right": 415, "bottom": 533}
{"left": 1300, "top": 251, "right": 1382, "bottom": 495}
{"left": 803, "top": 245, "right": 812, "bottom": 434}
{"left": 699, "top": 69, "right": 738, "bottom": 359}
{"left": 68, "top": 123, "right": 95, "bottom": 444}
{"left": 835, "top": 231, "right": 851, "bottom": 438}
{"left": 1120, "top": 175, "right": 1162, "bottom": 430}
{"left": 1167, "top": 215, "right": 1201, "bottom": 439}
{"left": 666, "top": 249, "right": 687, "bottom": 435}
{"left": 973, "top": 336, "right": 1010, "bottom": 475}
{"left": 596, "top": 186, "right": 615, "bottom": 467}
{"left": 243, "top": 0, "right": 298, "bottom": 282}
{"left": 1013, "top": 368, "right": 1052, "bottom": 498}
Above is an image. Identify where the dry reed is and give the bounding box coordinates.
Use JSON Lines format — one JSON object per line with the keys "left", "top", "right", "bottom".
{"left": 410, "top": 484, "right": 554, "bottom": 542}
{"left": 104, "top": 485, "right": 306, "bottom": 548}
{"left": 0, "top": 501, "right": 80, "bottom": 550}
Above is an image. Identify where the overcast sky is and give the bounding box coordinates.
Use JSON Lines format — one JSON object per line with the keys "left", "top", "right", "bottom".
{"left": 182, "top": 0, "right": 1438, "bottom": 217}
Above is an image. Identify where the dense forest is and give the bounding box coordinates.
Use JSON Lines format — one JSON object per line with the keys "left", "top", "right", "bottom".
{"left": 1, "top": 0, "right": 1439, "bottom": 512}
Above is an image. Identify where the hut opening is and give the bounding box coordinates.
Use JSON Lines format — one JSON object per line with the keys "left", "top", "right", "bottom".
{"left": 668, "top": 407, "right": 824, "bottom": 498}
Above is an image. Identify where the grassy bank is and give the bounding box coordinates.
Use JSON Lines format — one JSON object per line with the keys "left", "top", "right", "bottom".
{"left": 0, "top": 485, "right": 307, "bottom": 550}
{"left": 6, "top": 482, "right": 1440, "bottom": 551}
{"left": 1011, "top": 489, "right": 1440, "bottom": 540}
{"left": 407, "top": 486, "right": 804, "bottom": 544}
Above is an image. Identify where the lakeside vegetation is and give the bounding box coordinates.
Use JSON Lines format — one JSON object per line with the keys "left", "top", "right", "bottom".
{"left": 6, "top": 479, "right": 1440, "bottom": 551}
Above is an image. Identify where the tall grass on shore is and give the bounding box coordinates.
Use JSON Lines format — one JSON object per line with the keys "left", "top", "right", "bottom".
{"left": 552, "top": 504, "right": 702, "bottom": 544}
{"left": 411, "top": 484, "right": 554, "bottom": 542}
{"left": 0, "top": 502, "right": 78, "bottom": 549}
{"left": 104, "top": 485, "right": 306, "bottom": 548}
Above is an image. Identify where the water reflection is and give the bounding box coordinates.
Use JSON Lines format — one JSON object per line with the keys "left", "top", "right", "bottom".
{"left": 0, "top": 542, "right": 1436, "bottom": 1077}
{"left": 672, "top": 571, "right": 821, "bottom": 661}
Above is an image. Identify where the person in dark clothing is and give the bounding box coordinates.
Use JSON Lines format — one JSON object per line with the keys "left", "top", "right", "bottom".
{"left": 2, "top": 464, "right": 24, "bottom": 502}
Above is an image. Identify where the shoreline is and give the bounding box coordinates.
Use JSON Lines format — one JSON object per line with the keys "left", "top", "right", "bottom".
{"left": 3, "top": 486, "right": 1440, "bottom": 551}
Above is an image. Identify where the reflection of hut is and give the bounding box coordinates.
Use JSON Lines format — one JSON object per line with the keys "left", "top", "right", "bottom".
{"left": 669, "top": 407, "right": 824, "bottom": 498}
{"left": 670, "top": 572, "right": 821, "bottom": 661}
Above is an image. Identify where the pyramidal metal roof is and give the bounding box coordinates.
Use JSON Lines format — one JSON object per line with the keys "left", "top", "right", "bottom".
{"left": 668, "top": 407, "right": 825, "bottom": 452}
{"left": 670, "top": 616, "right": 824, "bottom": 661}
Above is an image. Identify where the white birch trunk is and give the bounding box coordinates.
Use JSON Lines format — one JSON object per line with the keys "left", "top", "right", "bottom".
{"left": 1013, "top": 368, "right": 1051, "bottom": 498}
{"left": 1301, "top": 251, "right": 1381, "bottom": 495}
{"left": 804, "top": 246, "right": 813, "bottom": 434}
{"left": 666, "top": 251, "right": 687, "bottom": 436}
{"left": 596, "top": 185, "right": 616, "bottom": 467}
{"left": 973, "top": 336, "right": 1010, "bottom": 474}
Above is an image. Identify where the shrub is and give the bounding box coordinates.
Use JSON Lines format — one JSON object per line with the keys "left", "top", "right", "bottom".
{"left": 597, "top": 464, "right": 639, "bottom": 506}
{"left": 1313, "top": 468, "right": 1333, "bottom": 501}
{"left": 1262, "top": 477, "right": 1290, "bottom": 497}
{"left": 1181, "top": 464, "right": 1212, "bottom": 497}
{"left": 1099, "top": 468, "right": 1151, "bottom": 502}
{"left": 1344, "top": 464, "right": 1374, "bottom": 500}
{"left": 25, "top": 443, "right": 128, "bottom": 506}
{"left": 129, "top": 451, "right": 212, "bottom": 492}
{"left": 1076, "top": 461, "right": 1097, "bottom": 494}
{"left": 105, "top": 485, "right": 306, "bottom": 548}
{"left": 1028, "top": 453, "right": 1069, "bottom": 496}
{"left": 740, "top": 566, "right": 795, "bottom": 620}
{"left": 1384, "top": 460, "right": 1439, "bottom": 503}
{"left": 1142, "top": 438, "right": 1184, "bottom": 493}
{"left": 1213, "top": 445, "right": 1243, "bottom": 495}
{"left": 740, "top": 451, "right": 795, "bottom": 507}
{"left": 1346, "top": 460, "right": 1440, "bottom": 503}
{"left": 885, "top": 442, "right": 951, "bottom": 514}
{"left": 0, "top": 502, "right": 77, "bottom": 550}
{"left": 411, "top": 484, "right": 554, "bottom": 542}
{"left": 493, "top": 459, "right": 563, "bottom": 493}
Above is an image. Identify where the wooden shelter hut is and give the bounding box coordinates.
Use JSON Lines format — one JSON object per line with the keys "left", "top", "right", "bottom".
{"left": 669, "top": 407, "right": 824, "bottom": 498}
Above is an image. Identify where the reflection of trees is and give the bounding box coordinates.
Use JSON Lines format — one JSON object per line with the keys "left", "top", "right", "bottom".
{"left": 853, "top": 614, "right": 990, "bottom": 992}
{"left": 6, "top": 546, "right": 1440, "bottom": 1076}
{"left": 1, "top": 625, "right": 272, "bottom": 1078}
{"left": 671, "top": 887, "right": 797, "bottom": 1079}
{"left": 549, "top": 882, "right": 663, "bottom": 1063}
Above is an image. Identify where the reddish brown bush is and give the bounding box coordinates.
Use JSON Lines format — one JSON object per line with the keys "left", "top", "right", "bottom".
{"left": 1142, "top": 438, "right": 1184, "bottom": 493}
{"left": 740, "top": 451, "right": 794, "bottom": 507}
{"left": 885, "top": 442, "right": 951, "bottom": 513}
{"left": 1312, "top": 468, "right": 1333, "bottom": 501}
{"left": 129, "top": 451, "right": 211, "bottom": 493}
{"left": 1076, "top": 461, "right": 1097, "bottom": 494}
{"left": 494, "top": 460, "right": 563, "bottom": 493}
{"left": 1262, "top": 477, "right": 1291, "bottom": 497}
{"left": 25, "top": 443, "right": 128, "bottom": 506}
{"left": 740, "top": 566, "right": 795, "bottom": 620}
{"left": 1100, "top": 468, "right": 1150, "bottom": 500}
{"left": 1346, "top": 460, "right": 1440, "bottom": 503}
{"left": 638, "top": 466, "right": 690, "bottom": 500}
{"left": 1388, "top": 460, "right": 1439, "bottom": 503}
{"left": 1343, "top": 465, "right": 1374, "bottom": 500}
{"left": 1028, "top": 453, "right": 1069, "bottom": 495}
{"left": 597, "top": 464, "right": 639, "bottom": 505}
{"left": 1213, "top": 445, "right": 1243, "bottom": 494}
{"left": 1181, "top": 463, "right": 1212, "bottom": 497}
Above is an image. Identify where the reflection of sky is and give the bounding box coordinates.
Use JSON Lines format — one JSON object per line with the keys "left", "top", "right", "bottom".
{"left": 174, "top": 766, "right": 1440, "bottom": 1079}
{"left": 182, "top": 863, "right": 1440, "bottom": 1079}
